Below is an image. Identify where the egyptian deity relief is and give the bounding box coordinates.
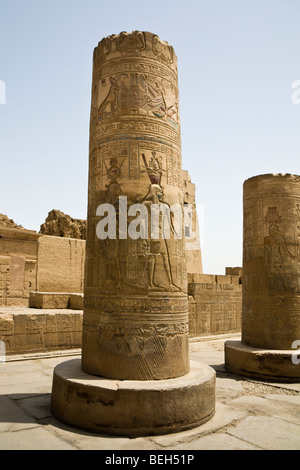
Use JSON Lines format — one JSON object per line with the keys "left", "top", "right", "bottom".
{"left": 86, "top": 148, "right": 186, "bottom": 296}
{"left": 96, "top": 72, "right": 179, "bottom": 126}
{"left": 263, "top": 204, "right": 300, "bottom": 293}
{"left": 243, "top": 188, "right": 300, "bottom": 294}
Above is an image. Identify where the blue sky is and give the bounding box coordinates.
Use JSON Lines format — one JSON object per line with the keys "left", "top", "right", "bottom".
{"left": 0, "top": 0, "right": 299, "bottom": 274}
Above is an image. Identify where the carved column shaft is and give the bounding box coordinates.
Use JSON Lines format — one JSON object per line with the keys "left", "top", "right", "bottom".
{"left": 82, "top": 31, "right": 189, "bottom": 380}
{"left": 242, "top": 173, "right": 300, "bottom": 349}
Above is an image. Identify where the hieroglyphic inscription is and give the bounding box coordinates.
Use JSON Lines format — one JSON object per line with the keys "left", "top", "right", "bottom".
{"left": 84, "top": 294, "right": 188, "bottom": 314}
{"left": 129, "top": 141, "right": 139, "bottom": 179}
{"left": 167, "top": 146, "right": 183, "bottom": 189}
{"left": 95, "top": 120, "right": 180, "bottom": 146}
{"left": 95, "top": 62, "right": 178, "bottom": 89}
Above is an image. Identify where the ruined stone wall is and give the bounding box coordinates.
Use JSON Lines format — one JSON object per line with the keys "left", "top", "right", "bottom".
{"left": 0, "top": 229, "right": 86, "bottom": 307}
{"left": 37, "top": 235, "right": 85, "bottom": 294}
{"left": 0, "top": 228, "right": 39, "bottom": 306}
{"left": 182, "top": 170, "right": 203, "bottom": 275}
{"left": 188, "top": 273, "right": 242, "bottom": 337}
{"left": 0, "top": 309, "right": 82, "bottom": 354}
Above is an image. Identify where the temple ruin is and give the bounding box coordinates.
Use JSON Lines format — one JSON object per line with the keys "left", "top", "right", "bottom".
{"left": 2, "top": 30, "right": 298, "bottom": 443}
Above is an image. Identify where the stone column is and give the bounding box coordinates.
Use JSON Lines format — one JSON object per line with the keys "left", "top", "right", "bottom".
{"left": 225, "top": 174, "right": 300, "bottom": 382}
{"left": 82, "top": 30, "right": 189, "bottom": 380}
{"left": 51, "top": 31, "right": 215, "bottom": 436}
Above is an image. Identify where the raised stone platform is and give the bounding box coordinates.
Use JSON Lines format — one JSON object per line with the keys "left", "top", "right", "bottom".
{"left": 51, "top": 358, "right": 216, "bottom": 437}
{"left": 225, "top": 340, "right": 300, "bottom": 383}
{"left": 29, "top": 292, "right": 83, "bottom": 310}
{"left": 0, "top": 307, "right": 83, "bottom": 355}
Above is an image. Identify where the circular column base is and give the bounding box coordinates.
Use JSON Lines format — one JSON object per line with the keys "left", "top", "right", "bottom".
{"left": 51, "top": 358, "right": 215, "bottom": 437}
{"left": 225, "top": 340, "right": 300, "bottom": 383}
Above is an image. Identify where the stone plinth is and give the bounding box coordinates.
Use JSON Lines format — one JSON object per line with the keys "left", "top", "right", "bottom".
{"left": 225, "top": 341, "right": 300, "bottom": 382}
{"left": 51, "top": 31, "right": 215, "bottom": 435}
{"left": 225, "top": 174, "right": 300, "bottom": 382}
{"left": 51, "top": 359, "right": 215, "bottom": 437}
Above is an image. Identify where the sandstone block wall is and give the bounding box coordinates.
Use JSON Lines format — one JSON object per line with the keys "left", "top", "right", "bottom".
{"left": 0, "top": 228, "right": 39, "bottom": 306}
{"left": 29, "top": 292, "right": 83, "bottom": 310}
{"left": 0, "top": 229, "right": 86, "bottom": 307}
{"left": 182, "top": 170, "right": 203, "bottom": 275}
{"left": 188, "top": 273, "right": 242, "bottom": 337}
{"left": 0, "top": 308, "right": 82, "bottom": 355}
{"left": 37, "top": 235, "right": 85, "bottom": 294}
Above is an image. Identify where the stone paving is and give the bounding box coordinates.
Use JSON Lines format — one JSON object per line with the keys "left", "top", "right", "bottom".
{"left": 0, "top": 334, "right": 300, "bottom": 450}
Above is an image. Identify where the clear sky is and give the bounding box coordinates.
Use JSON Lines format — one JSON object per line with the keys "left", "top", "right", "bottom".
{"left": 1, "top": 0, "right": 299, "bottom": 274}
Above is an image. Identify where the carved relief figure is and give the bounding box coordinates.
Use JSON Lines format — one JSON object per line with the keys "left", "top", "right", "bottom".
{"left": 98, "top": 77, "right": 118, "bottom": 116}
{"left": 102, "top": 182, "right": 122, "bottom": 292}
{"left": 116, "top": 31, "right": 146, "bottom": 53}
{"left": 243, "top": 228, "right": 253, "bottom": 263}
{"left": 140, "top": 79, "right": 167, "bottom": 117}
{"left": 142, "top": 151, "right": 164, "bottom": 185}
{"left": 152, "top": 35, "right": 174, "bottom": 65}
{"left": 138, "top": 77, "right": 178, "bottom": 123}
{"left": 97, "top": 36, "right": 111, "bottom": 61}
{"left": 98, "top": 71, "right": 179, "bottom": 123}
{"left": 265, "top": 206, "right": 282, "bottom": 224}
{"left": 138, "top": 183, "right": 180, "bottom": 292}
{"left": 166, "top": 100, "right": 178, "bottom": 124}
{"left": 264, "top": 224, "right": 297, "bottom": 292}
{"left": 104, "top": 157, "right": 126, "bottom": 181}
{"left": 296, "top": 203, "right": 300, "bottom": 222}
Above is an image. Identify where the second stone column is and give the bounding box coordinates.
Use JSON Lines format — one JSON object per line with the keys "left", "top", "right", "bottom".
{"left": 225, "top": 173, "right": 300, "bottom": 382}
